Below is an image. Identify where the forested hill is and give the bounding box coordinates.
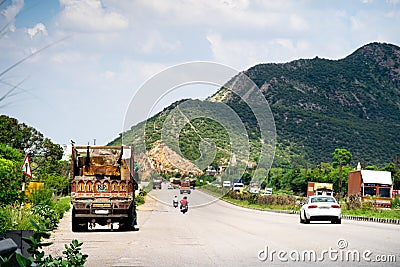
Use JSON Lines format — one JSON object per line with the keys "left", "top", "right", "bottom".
{"left": 111, "top": 42, "right": 400, "bottom": 168}
{"left": 215, "top": 42, "right": 400, "bottom": 166}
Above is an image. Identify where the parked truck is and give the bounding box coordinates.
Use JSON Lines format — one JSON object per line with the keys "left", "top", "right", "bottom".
{"left": 70, "top": 145, "right": 138, "bottom": 232}
{"left": 307, "top": 182, "right": 333, "bottom": 197}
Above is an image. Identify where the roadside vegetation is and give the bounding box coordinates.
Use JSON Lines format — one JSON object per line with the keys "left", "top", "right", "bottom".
{"left": 0, "top": 115, "right": 71, "bottom": 233}
{"left": 0, "top": 115, "right": 88, "bottom": 266}
{"left": 198, "top": 147, "right": 400, "bottom": 220}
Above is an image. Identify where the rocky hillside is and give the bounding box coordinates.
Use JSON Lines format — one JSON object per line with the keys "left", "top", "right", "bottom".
{"left": 110, "top": 42, "right": 400, "bottom": 171}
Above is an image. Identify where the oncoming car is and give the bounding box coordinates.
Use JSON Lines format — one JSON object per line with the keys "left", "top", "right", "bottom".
{"left": 300, "top": 195, "right": 341, "bottom": 224}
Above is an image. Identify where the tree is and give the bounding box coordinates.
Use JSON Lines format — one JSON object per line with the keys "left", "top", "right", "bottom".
{"left": 332, "top": 148, "right": 352, "bottom": 197}
{"left": 332, "top": 148, "right": 352, "bottom": 167}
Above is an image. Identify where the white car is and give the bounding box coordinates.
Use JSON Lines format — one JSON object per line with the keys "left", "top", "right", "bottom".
{"left": 262, "top": 188, "right": 273, "bottom": 195}
{"left": 232, "top": 183, "right": 244, "bottom": 191}
{"left": 299, "top": 195, "right": 341, "bottom": 224}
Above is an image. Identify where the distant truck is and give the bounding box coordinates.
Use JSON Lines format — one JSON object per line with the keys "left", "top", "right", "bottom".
{"left": 153, "top": 177, "right": 162, "bottom": 189}
{"left": 249, "top": 182, "right": 261, "bottom": 194}
{"left": 170, "top": 178, "right": 181, "bottom": 189}
{"left": 307, "top": 182, "right": 333, "bottom": 197}
{"left": 180, "top": 180, "right": 191, "bottom": 194}
{"left": 70, "top": 145, "right": 138, "bottom": 232}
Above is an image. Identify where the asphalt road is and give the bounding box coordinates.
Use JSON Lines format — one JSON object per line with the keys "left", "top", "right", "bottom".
{"left": 45, "top": 186, "right": 400, "bottom": 266}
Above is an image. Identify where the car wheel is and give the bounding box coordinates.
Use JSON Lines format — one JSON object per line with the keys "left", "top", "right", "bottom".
{"left": 300, "top": 214, "right": 304, "bottom": 224}
{"left": 304, "top": 212, "right": 310, "bottom": 224}
{"left": 337, "top": 218, "right": 341, "bottom": 224}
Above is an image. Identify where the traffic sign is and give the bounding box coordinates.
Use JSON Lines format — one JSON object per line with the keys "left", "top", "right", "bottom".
{"left": 21, "top": 154, "right": 32, "bottom": 178}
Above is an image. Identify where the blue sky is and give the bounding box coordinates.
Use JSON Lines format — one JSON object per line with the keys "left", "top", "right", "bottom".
{"left": 1, "top": 0, "right": 399, "bottom": 146}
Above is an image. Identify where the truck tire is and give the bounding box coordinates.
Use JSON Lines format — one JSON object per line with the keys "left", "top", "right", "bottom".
{"left": 120, "top": 205, "right": 138, "bottom": 231}
{"left": 72, "top": 208, "right": 86, "bottom": 232}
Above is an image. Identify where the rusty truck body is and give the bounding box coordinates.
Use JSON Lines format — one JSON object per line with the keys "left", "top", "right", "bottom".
{"left": 179, "top": 180, "right": 191, "bottom": 194}
{"left": 71, "top": 145, "right": 138, "bottom": 231}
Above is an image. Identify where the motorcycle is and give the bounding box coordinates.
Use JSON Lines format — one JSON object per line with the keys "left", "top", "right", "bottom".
{"left": 173, "top": 200, "right": 178, "bottom": 208}
{"left": 180, "top": 204, "right": 188, "bottom": 214}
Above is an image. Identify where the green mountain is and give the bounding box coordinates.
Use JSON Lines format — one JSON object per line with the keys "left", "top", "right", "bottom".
{"left": 110, "top": 42, "right": 400, "bottom": 170}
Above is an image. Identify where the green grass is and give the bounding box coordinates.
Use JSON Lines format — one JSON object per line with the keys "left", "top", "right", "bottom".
{"left": 221, "top": 196, "right": 299, "bottom": 212}
{"left": 342, "top": 208, "right": 400, "bottom": 219}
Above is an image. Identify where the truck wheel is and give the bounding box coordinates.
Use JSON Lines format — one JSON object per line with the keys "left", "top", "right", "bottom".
{"left": 72, "top": 208, "right": 86, "bottom": 232}
{"left": 120, "top": 205, "right": 138, "bottom": 231}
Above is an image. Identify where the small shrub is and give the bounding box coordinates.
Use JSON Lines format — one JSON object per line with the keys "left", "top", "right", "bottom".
{"left": 344, "top": 194, "right": 362, "bottom": 210}
{"left": 0, "top": 204, "right": 41, "bottom": 233}
{"left": 248, "top": 193, "right": 259, "bottom": 205}
{"left": 392, "top": 197, "right": 400, "bottom": 209}
{"left": 257, "top": 194, "right": 296, "bottom": 206}
{"left": 136, "top": 195, "right": 145, "bottom": 205}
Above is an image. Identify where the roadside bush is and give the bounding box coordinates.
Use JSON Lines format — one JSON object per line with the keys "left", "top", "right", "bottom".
{"left": 392, "top": 197, "right": 400, "bottom": 209}
{"left": 344, "top": 194, "right": 362, "bottom": 210}
{"left": 248, "top": 193, "right": 259, "bottom": 205}
{"left": 0, "top": 158, "right": 24, "bottom": 205}
{"left": 257, "top": 194, "right": 296, "bottom": 206}
{"left": 0, "top": 197, "right": 70, "bottom": 233}
{"left": 31, "top": 204, "right": 59, "bottom": 230}
{"left": 136, "top": 195, "right": 145, "bottom": 206}
{"left": 0, "top": 218, "right": 88, "bottom": 267}
{"left": 0, "top": 205, "right": 41, "bottom": 233}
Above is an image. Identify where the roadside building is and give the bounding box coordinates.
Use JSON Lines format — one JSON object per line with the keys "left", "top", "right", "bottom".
{"left": 348, "top": 169, "right": 393, "bottom": 208}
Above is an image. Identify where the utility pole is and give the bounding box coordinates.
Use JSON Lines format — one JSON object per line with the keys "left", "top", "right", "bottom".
{"left": 395, "top": 154, "right": 399, "bottom": 189}
{"left": 339, "top": 160, "right": 343, "bottom": 199}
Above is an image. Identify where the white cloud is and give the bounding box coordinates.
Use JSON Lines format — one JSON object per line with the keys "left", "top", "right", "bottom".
{"left": 58, "top": 0, "right": 128, "bottom": 32}
{"left": 26, "top": 23, "right": 48, "bottom": 39}
{"left": 140, "top": 31, "right": 182, "bottom": 54}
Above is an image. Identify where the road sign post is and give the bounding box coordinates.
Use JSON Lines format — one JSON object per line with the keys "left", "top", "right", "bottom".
{"left": 20, "top": 154, "right": 32, "bottom": 208}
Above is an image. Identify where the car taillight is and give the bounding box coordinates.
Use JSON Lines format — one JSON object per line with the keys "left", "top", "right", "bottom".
{"left": 331, "top": 204, "right": 341, "bottom": 208}
{"left": 308, "top": 205, "right": 318, "bottom": 209}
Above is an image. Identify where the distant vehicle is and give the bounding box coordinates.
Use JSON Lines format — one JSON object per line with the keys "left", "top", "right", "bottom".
{"left": 170, "top": 178, "right": 181, "bottom": 189}
{"left": 153, "top": 178, "right": 162, "bottom": 189}
{"left": 299, "top": 196, "right": 341, "bottom": 224}
{"left": 223, "top": 181, "right": 231, "bottom": 188}
{"left": 263, "top": 188, "right": 273, "bottom": 196}
{"left": 306, "top": 182, "right": 333, "bottom": 197}
{"left": 249, "top": 182, "right": 261, "bottom": 194}
{"left": 189, "top": 178, "right": 197, "bottom": 190}
{"left": 167, "top": 183, "right": 173, "bottom": 190}
{"left": 180, "top": 180, "right": 191, "bottom": 194}
{"left": 232, "top": 182, "right": 244, "bottom": 192}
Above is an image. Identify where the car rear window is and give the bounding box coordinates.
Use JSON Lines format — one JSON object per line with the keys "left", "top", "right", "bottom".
{"left": 311, "top": 197, "right": 335, "bottom": 203}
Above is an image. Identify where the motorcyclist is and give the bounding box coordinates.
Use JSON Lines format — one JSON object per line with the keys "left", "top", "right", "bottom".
{"left": 180, "top": 196, "right": 188, "bottom": 209}
{"left": 173, "top": 195, "right": 178, "bottom": 208}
